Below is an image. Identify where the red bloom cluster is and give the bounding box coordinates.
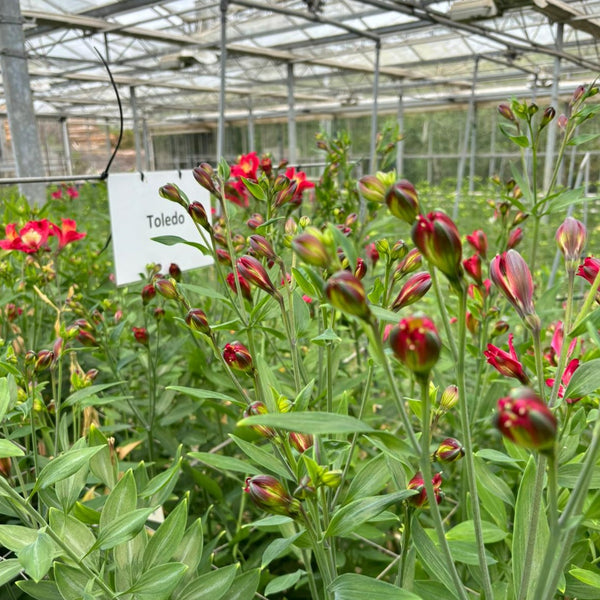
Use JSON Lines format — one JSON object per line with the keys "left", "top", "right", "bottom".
{"left": 0, "top": 218, "right": 86, "bottom": 253}
{"left": 51, "top": 186, "right": 79, "bottom": 200}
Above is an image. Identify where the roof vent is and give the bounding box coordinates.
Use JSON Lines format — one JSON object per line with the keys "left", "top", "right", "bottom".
{"left": 447, "top": 0, "right": 497, "bottom": 21}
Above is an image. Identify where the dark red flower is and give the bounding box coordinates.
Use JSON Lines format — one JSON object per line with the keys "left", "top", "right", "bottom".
{"left": 484, "top": 334, "right": 529, "bottom": 385}
{"left": 407, "top": 471, "right": 443, "bottom": 508}
{"left": 223, "top": 341, "right": 253, "bottom": 372}
{"left": 389, "top": 316, "right": 441, "bottom": 377}
{"left": 231, "top": 152, "right": 259, "bottom": 180}
{"left": 466, "top": 229, "right": 488, "bottom": 259}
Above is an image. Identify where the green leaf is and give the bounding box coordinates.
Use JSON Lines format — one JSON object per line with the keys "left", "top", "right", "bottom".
{"left": 93, "top": 506, "right": 156, "bottom": 551}
{"left": 17, "top": 579, "right": 63, "bottom": 600}
{"left": 241, "top": 176, "right": 267, "bottom": 201}
{"left": 475, "top": 449, "right": 524, "bottom": 466}
{"left": 567, "top": 132, "right": 600, "bottom": 146}
{"left": 474, "top": 457, "right": 514, "bottom": 505}
{"left": 140, "top": 454, "right": 182, "bottom": 501}
{"left": 17, "top": 530, "right": 55, "bottom": 582}
{"left": 174, "top": 518, "right": 204, "bottom": 576}
{"left": 291, "top": 267, "right": 318, "bottom": 297}
{"left": 564, "top": 358, "right": 600, "bottom": 400}
{"left": 265, "top": 569, "right": 305, "bottom": 596}
{"left": 62, "top": 381, "right": 125, "bottom": 407}
{"left": 49, "top": 508, "right": 98, "bottom": 569}
{"left": 238, "top": 411, "right": 373, "bottom": 434}
{"left": 179, "top": 283, "right": 228, "bottom": 302}
{"left": 33, "top": 446, "right": 103, "bottom": 492}
{"left": 262, "top": 531, "right": 304, "bottom": 568}
{"left": 229, "top": 434, "right": 293, "bottom": 480}
{"left": 151, "top": 235, "right": 210, "bottom": 255}
{"left": 311, "top": 328, "right": 342, "bottom": 346}
{"left": 0, "top": 558, "right": 23, "bottom": 586}
{"left": 499, "top": 125, "right": 529, "bottom": 148}
{"left": 448, "top": 540, "right": 497, "bottom": 566}
{"left": 188, "top": 451, "right": 261, "bottom": 476}
{"left": 127, "top": 562, "right": 188, "bottom": 599}
{"left": 558, "top": 463, "right": 600, "bottom": 488}
{"left": 167, "top": 385, "right": 246, "bottom": 408}
{"left": 570, "top": 567, "right": 600, "bottom": 588}
{"left": 227, "top": 569, "right": 261, "bottom": 600}
{"left": 370, "top": 304, "right": 401, "bottom": 323}
{"left": 100, "top": 469, "right": 137, "bottom": 529}
{"left": 570, "top": 307, "right": 600, "bottom": 337}
{"left": 325, "top": 491, "right": 413, "bottom": 538}
{"left": 177, "top": 563, "right": 238, "bottom": 600}
{"left": 0, "top": 525, "right": 38, "bottom": 552}
{"left": 512, "top": 456, "right": 549, "bottom": 599}
{"left": 144, "top": 497, "right": 188, "bottom": 570}
{"left": 54, "top": 563, "right": 90, "bottom": 600}
{"left": 345, "top": 453, "right": 391, "bottom": 503}
{"left": 329, "top": 573, "right": 422, "bottom": 599}
{"left": 0, "top": 376, "right": 16, "bottom": 423}
{"left": 328, "top": 222, "right": 357, "bottom": 272}
{"left": 0, "top": 439, "right": 24, "bottom": 458}
{"left": 446, "top": 520, "right": 507, "bottom": 544}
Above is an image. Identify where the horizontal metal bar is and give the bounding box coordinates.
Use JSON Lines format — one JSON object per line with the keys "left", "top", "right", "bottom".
{"left": 0, "top": 173, "right": 105, "bottom": 185}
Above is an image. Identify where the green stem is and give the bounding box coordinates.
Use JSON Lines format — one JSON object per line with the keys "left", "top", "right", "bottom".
{"left": 418, "top": 380, "right": 469, "bottom": 600}
{"left": 456, "top": 288, "right": 494, "bottom": 599}
{"left": 570, "top": 267, "right": 600, "bottom": 335}
{"left": 300, "top": 505, "right": 334, "bottom": 599}
{"left": 532, "top": 328, "right": 546, "bottom": 401}
{"left": 429, "top": 269, "right": 458, "bottom": 362}
{"left": 396, "top": 506, "right": 413, "bottom": 587}
{"left": 277, "top": 293, "right": 302, "bottom": 394}
{"left": 28, "top": 375, "right": 39, "bottom": 477}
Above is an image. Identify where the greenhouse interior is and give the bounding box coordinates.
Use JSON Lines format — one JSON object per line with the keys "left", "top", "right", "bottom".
{"left": 2, "top": 1, "right": 600, "bottom": 600}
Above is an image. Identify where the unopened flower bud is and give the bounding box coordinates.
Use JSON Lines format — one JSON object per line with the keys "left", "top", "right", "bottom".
{"left": 389, "top": 316, "right": 441, "bottom": 378}
{"left": 285, "top": 217, "right": 298, "bottom": 235}
{"left": 540, "top": 106, "right": 555, "bottom": 130}
{"left": 193, "top": 163, "right": 219, "bottom": 195}
{"left": 226, "top": 271, "right": 252, "bottom": 302}
{"left": 394, "top": 248, "right": 422, "bottom": 281}
{"left": 407, "top": 471, "right": 443, "bottom": 508}
{"left": 223, "top": 342, "right": 253, "bottom": 372}
{"left": 357, "top": 175, "right": 387, "bottom": 203}
{"left": 169, "top": 263, "right": 182, "bottom": 282}
{"left": 528, "top": 103, "right": 539, "bottom": 116}
{"left": 320, "top": 469, "right": 342, "bottom": 489}
{"left": 440, "top": 384, "right": 459, "bottom": 411}
{"left": 249, "top": 235, "right": 277, "bottom": 261}
{"left": 159, "top": 183, "right": 188, "bottom": 208}
{"left": 77, "top": 330, "right": 97, "bottom": 347}
{"left": 153, "top": 306, "right": 164, "bottom": 322}
{"left": 498, "top": 103, "right": 516, "bottom": 122}
{"left": 273, "top": 180, "right": 298, "bottom": 208}
{"left": 391, "top": 240, "right": 409, "bottom": 261}
{"left": 247, "top": 213, "right": 265, "bottom": 230}
{"left": 188, "top": 202, "right": 210, "bottom": 230}
{"left": 299, "top": 216, "right": 311, "bottom": 228}
{"left": 292, "top": 232, "right": 331, "bottom": 269}
{"left": 557, "top": 114, "right": 568, "bottom": 130}
{"left": 494, "top": 388, "right": 557, "bottom": 451}
{"left": 236, "top": 256, "right": 278, "bottom": 296}
{"left": 354, "top": 257, "right": 367, "bottom": 280}
{"left": 289, "top": 431, "right": 314, "bottom": 453}
{"left": 185, "top": 308, "right": 210, "bottom": 335}
{"left": 463, "top": 255, "right": 483, "bottom": 285}
{"left": 386, "top": 180, "right": 420, "bottom": 224}
{"left": 325, "top": 271, "right": 371, "bottom": 320}
{"left": 35, "top": 350, "right": 54, "bottom": 372}
{"left": 216, "top": 249, "right": 232, "bottom": 266}
{"left": 571, "top": 84, "right": 586, "bottom": 106}
{"left": 490, "top": 320, "right": 509, "bottom": 338}
{"left": 434, "top": 438, "right": 465, "bottom": 463}
{"left": 244, "top": 402, "right": 276, "bottom": 438}
{"left": 244, "top": 475, "right": 300, "bottom": 516}
{"left": 392, "top": 271, "right": 431, "bottom": 311}
{"left": 132, "top": 326, "right": 149, "bottom": 346}
{"left": 507, "top": 227, "right": 524, "bottom": 250}
{"left": 141, "top": 283, "right": 156, "bottom": 305}
{"left": 556, "top": 217, "right": 586, "bottom": 270}
{"left": 154, "top": 278, "right": 179, "bottom": 300}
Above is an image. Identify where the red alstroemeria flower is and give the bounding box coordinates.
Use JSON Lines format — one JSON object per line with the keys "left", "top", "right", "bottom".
{"left": 51, "top": 189, "right": 63, "bottom": 200}
{"left": 484, "top": 333, "right": 529, "bottom": 385}
{"left": 546, "top": 358, "right": 581, "bottom": 404}
{"left": 224, "top": 179, "right": 249, "bottom": 208}
{"left": 50, "top": 219, "right": 86, "bottom": 249}
{"left": 285, "top": 166, "right": 314, "bottom": 203}
{"left": 546, "top": 321, "right": 577, "bottom": 366}
{"left": 230, "top": 152, "right": 259, "bottom": 180}
{"left": 66, "top": 186, "right": 79, "bottom": 199}
{"left": 0, "top": 220, "right": 51, "bottom": 253}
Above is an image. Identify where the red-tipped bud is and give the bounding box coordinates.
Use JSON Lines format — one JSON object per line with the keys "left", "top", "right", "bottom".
{"left": 273, "top": 180, "right": 298, "bottom": 208}
{"left": 132, "top": 326, "right": 149, "bottom": 346}
{"left": 325, "top": 271, "right": 371, "bottom": 320}
{"left": 247, "top": 213, "right": 265, "bottom": 230}
{"left": 153, "top": 307, "right": 165, "bottom": 321}
{"left": 484, "top": 334, "right": 529, "bottom": 385}
{"left": 440, "top": 384, "right": 459, "bottom": 411}
{"left": 285, "top": 217, "right": 298, "bottom": 235}
{"left": 185, "top": 308, "right": 210, "bottom": 335}
{"left": 571, "top": 84, "right": 586, "bottom": 106}
{"left": 434, "top": 438, "right": 464, "bottom": 463}
{"left": 385, "top": 180, "right": 419, "bottom": 224}
{"left": 366, "top": 242, "right": 380, "bottom": 266}
{"left": 216, "top": 249, "right": 232, "bottom": 266}
{"left": 193, "top": 163, "right": 219, "bottom": 195}
{"left": 141, "top": 283, "right": 156, "bottom": 305}
{"left": 154, "top": 278, "right": 179, "bottom": 300}
{"left": 557, "top": 114, "right": 568, "bottom": 130}
{"left": 394, "top": 248, "right": 422, "bottom": 281}
{"left": 490, "top": 250, "right": 538, "bottom": 329}
{"left": 407, "top": 471, "right": 443, "bottom": 508}
{"left": 236, "top": 256, "right": 278, "bottom": 296}
{"left": 292, "top": 233, "right": 331, "bottom": 269}
{"left": 389, "top": 316, "right": 441, "bottom": 378}
{"left": 491, "top": 319, "right": 510, "bottom": 338}
{"left": 244, "top": 402, "right": 276, "bottom": 438}
{"left": 223, "top": 341, "right": 253, "bottom": 372}
{"left": 556, "top": 217, "right": 586, "bottom": 268}
{"left": 159, "top": 183, "right": 188, "bottom": 208}
{"left": 357, "top": 175, "right": 387, "bottom": 203}
{"left": 463, "top": 255, "right": 483, "bottom": 285}
{"left": 391, "top": 240, "right": 409, "bottom": 261}
{"left": 412, "top": 211, "right": 463, "bottom": 284}
{"left": 498, "top": 103, "right": 516, "bottom": 122}
{"left": 227, "top": 271, "right": 252, "bottom": 302}
{"left": 465, "top": 229, "right": 488, "bottom": 259}
{"left": 249, "top": 234, "right": 277, "bottom": 261}
{"left": 35, "top": 350, "right": 54, "bottom": 372}
{"left": 495, "top": 389, "right": 557, "bottom": 451}
{"left": 354, "top": 257, "right": 367, "bottom": 280}
{"left": 507, "top": 227, "right": 524, "bottom": 250}
{"left": 466, "top": 311, "right": 479, "bottom": 336}
{"left": 540, "top": 106, "right": 556, "bottom": 129}
{"left": 188, "top": 202, "right": 210, "bottom": 230}
{"left": 320, "top": 469, "right": 342, "bottom": 489}
{"left": 244, "top": 475, "right": 300, "bottom": 516}
{"left": 77, "top": 330, "right": 97, "bottom": 347}
{"left": 289, "top": 432, "right": 314, "bottom": 453}
{"left": 169, "top": 263, "right": 182, "bottom": 282}
{"left": 392, "top": 271, "right": 432, "bottom": 311}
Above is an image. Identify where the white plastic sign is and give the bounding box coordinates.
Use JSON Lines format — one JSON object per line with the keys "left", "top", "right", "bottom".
{"left": 107, "top": 170, "right": 213, "bottom": 286}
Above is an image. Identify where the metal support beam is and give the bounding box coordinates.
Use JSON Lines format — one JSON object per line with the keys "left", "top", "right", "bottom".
{"left": 142, "top": 117, "right": 153, "bottom": 171}
{"left": 369, "top": 40, "right": 381, "bottom": 174}
{"left": 130, "top": 86, "right": 143, "bottom": 172}
{"left": 60, "top": 117, "right": 73, "bottom": 176}
{"left": 217, "top": 0, "right": 228, "bottom": 161}
{"left": 453, "top": 56, "right": 479, "bottom": 220}
{"left": 0, "top": 0, "right": 46, "bottom": 205}
{"left": 247, "top": 99, "right": 255, "bottom": 153}
{"left": 396, "top": 82, "right": 404, "bottom": 176}
{"left": 287, "top": 63, "right": 297, "bottom": 165}
{"left": 469, "top": 103, "right": 477, "bottom": 193}
{"left": 543, "top": 22, "right": 563, "bottom": 192}
{"left": 488, "top": 110, "right": 497, "bottom": 178}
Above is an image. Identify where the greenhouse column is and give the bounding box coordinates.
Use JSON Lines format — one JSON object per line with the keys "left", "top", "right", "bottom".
{"left": 247, "top": 99, "right": 255, "bottom": 152}
{"left": 396, "top": 82, "right": 404, "bottom": 176}
{"left": 0, "top": 0, "right": 46, "bottom": 205}
{"left": 543, "top": 23, "right": 563, "bottom": 191}
{"left": 287, "top": 62, "right": 297, "bottom": 165}
{"left": 142, "top": 117, "right": 153, "bottom": 171}
{"left": 130, "top": 86, "right": 143, "bottom": 173}
{"left": 369, "top": 41, "right": 381, "bottom": 173}
{"left": 60, "top": 117, "right": 73, "bottom": 176}
{"left": 217, "top": 0, "right": 228, "bottom": 161}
